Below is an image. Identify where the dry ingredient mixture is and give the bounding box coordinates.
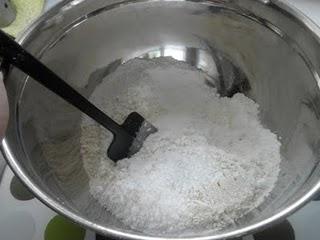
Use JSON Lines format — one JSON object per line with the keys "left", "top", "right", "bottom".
{"left": 80, "top": 57, "right": 281, "bottom": 234}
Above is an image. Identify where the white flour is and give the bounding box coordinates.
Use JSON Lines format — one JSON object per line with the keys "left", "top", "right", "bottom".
{"left": 80, "top": 57, "right": 281, "bottom": 234}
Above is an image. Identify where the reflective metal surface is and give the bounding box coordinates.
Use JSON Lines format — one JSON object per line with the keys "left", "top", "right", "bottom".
{"left": 3, "top": 0, "right": 320, "bottom": 239}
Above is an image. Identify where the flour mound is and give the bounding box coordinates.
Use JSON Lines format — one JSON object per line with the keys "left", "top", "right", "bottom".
{"left": 80, "top": 57, "right": 281, "bottom": 234}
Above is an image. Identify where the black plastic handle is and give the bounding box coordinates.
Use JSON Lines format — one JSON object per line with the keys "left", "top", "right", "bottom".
{"left": 0, "top": 30, "right": 125, "bottom": 136}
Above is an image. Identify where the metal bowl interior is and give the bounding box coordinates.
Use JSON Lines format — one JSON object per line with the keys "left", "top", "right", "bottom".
{"left": 3, "top": 0, "right": 320, "bottom": 239}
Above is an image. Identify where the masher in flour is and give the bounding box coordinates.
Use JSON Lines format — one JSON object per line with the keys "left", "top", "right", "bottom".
{"left": 0, "top": 30, "right": 157, "bottom": 161}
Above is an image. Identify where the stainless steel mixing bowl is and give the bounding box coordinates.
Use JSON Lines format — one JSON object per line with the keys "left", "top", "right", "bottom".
{"left": 3, "top": 0, "right": 320, "bottom": 239}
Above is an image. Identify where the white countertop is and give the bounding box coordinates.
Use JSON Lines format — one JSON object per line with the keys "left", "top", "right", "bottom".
{"left": 288, "top": 0, "right": 320, "bottom": 24}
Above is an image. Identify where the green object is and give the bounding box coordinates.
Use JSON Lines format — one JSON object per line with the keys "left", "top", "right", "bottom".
{"left": 10, "top": 176, "right": 34, "bottom": 201}
{"left": 2, "top": 0, "right": 44, "bottom": 37}
{"left": 44, "top": 215, "right": 86, "bottom": 240}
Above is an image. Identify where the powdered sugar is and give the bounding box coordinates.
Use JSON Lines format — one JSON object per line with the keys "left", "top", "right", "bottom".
{"left": 80, "top": 57, "right": 281, "bottom": 234}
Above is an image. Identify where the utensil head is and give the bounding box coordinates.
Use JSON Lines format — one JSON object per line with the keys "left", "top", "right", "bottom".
{"left": 107, "top": 112, "right": 157, "bottom": 161}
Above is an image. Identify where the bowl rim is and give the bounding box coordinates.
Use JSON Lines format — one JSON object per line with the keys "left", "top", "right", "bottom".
{"left": 2, "top": 0, "right": 320, "bottom": 239}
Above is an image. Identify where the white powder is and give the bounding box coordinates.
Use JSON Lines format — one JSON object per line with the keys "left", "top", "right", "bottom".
{"left": 80, "top": 57, "right": 281, "bottom": 234}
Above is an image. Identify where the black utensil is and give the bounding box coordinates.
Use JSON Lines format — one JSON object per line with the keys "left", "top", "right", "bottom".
{"left": 0, "top": 30, "right": 157, "bottom": 162}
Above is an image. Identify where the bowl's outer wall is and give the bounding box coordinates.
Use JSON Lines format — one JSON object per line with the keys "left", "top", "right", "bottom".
{"left": 3, "top": 0, "right": 320, "bottom": 239}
